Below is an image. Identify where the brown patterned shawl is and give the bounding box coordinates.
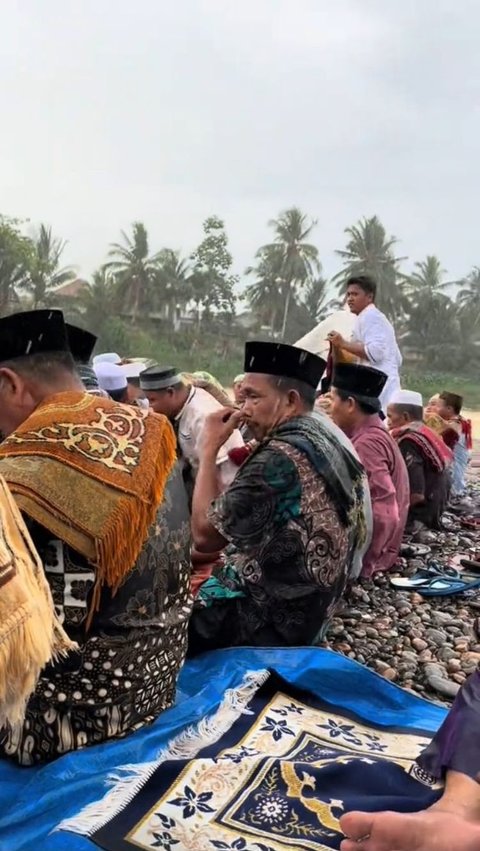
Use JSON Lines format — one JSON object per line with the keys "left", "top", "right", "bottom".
{"left": 0, "top": 391, "right": 176, "bottom": 620}
{"left": 0, "top": 475, "right": 74, "bottom": 726}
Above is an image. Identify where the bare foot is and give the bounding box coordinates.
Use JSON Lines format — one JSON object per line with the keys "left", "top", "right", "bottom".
{"left": 340, "top": 809, "right": 480, "bottom": 851}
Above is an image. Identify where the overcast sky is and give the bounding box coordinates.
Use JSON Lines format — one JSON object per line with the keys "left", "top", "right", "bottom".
{"left": 1, "top": 0, "right": 479, "bottom": 286}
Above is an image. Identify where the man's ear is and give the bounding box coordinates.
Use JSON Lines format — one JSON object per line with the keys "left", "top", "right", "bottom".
{"left": 0, "top": 367, "right": 21, "bottom": 396}
{"left": 287, "top": 389, "right": 302, "bottom": 408}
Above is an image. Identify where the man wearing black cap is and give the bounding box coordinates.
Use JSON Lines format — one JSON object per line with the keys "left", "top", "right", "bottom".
{"left": 188, "top": 341, "right": 367, "bottom": 653}
{"left": 65, "top": 323, "right": 101, "bottom": 394}
{"left": 330, "top": 363, "right": 409, "bottom": 578}
{"left": 140, "top": 365, "right": 244, "bottom": 490}
{"left": 0, "top": 310, "right": 192, "bottom": 765}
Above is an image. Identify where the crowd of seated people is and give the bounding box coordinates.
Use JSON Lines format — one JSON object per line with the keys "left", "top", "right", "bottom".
{"left": 1, "top": 307, "right": 478, "bottom": 850}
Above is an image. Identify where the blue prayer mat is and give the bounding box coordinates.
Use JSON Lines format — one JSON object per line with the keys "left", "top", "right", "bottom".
{"left": 89, "top": 671, "right": 441, "bottom": 851}
{"left": 0, "top": 648, "right": 447, "bottom": 851}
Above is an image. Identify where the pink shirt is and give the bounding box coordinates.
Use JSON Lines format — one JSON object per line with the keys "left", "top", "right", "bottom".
{"left": 351, "top": 415, "right": 410, "bottom": 577}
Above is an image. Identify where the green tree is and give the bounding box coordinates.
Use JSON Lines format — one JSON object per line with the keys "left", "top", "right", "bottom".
{"left": 107, "top": 222, "right": 161, "bottom": 324}
{"left": 245, "top": 244, "right": 285, "bottom": 334}
{"left": 457, "top": 266, "right": 480, "bottom": 326}
{"left": 334, "top": 215, "right": 406, "bottom": 322}
{"left": 405, "top": 291, "right": 460, "bottom": 369}
{"left": 156, "top": 249, "right": 192, "bottom": 324}
{"left": 79, "top": 268, "right": 120, "bottom": 336}
{"left": 406, "top": 255, "right": 452, "bottom": 297}
{"left": 0, "top": 216, "right": 33, "bottom": 316}
{"left": 297, "top": 275, "right": 330, "bottom": 325}
{"left": 263, "top": 207, "right": 320, "bottom": 338}
{"left": 403, "top": 256, "right": 460, "bottom": 369}
{"left": 23, "top": 224, "right": 76, "bottom": 308}
{"left": 190, "top": 216, "right": 237, "bottom": 323}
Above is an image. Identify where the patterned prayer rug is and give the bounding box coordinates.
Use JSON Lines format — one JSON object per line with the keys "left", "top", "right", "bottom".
{"left": 83, "top": 671, "right": 441, "bottom": 851}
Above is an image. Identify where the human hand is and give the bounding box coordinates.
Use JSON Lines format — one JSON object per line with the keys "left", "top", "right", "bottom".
{"left": 328, "top": 331, "right": 345, "bottom": 348}
{"left": 201, "top": 408, "right": 244, "bottom": 455}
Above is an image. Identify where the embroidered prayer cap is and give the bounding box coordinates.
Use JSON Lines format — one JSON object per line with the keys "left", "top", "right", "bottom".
{"left": 244, "top": 342, "right": 327, "bottom": 390}
{"left": 65, "top": 323, "right": 97, "bottom": 365}
{"left": 332, "top": 363, "right": 387, "bottom": 412}
{"left": 390, "top": 389, "right": 423, "bottom": 407}
{"left": 0, "top": 309, "right": 69, "bottom": 363}
{"left": 140, "top": 365, "right": 183, "bottom": 391}
{"left": 93, "top": 352, "right": 121, "bottom": 367}
{"left": 94, "top": 362, "right": 128, "bottom": 393}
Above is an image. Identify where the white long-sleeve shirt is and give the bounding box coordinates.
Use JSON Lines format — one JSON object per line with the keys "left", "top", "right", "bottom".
{"left": 175, "top": 386, "right": 244, "bottom": 489}
{"left": 352, "top": 304, "right": 402, "bottom": 410}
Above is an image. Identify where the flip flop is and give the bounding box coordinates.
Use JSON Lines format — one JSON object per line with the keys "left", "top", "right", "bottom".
{"left": 421, "top": 576, "right": 480, "bottom": 597}
{"left": 391, "top": 574, "right": 480, "bottom": 596}
{"left": 390, "top": 563, "right": 460, "bottom": 589}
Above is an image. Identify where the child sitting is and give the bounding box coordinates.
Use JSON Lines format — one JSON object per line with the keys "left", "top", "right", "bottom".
{"left": 434, "top": 392, "right": 472, "bottom": 497}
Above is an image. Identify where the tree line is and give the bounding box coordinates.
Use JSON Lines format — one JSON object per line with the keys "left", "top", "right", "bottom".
{"left": 1, "top": 210, "right": 479, "bottom": 373}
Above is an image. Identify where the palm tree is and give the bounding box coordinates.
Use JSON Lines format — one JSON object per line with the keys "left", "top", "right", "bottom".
{"left": 457, "top": 266, "right": 480, "bottom": 328}
{"left": 406, "top": 255, "right": 452, "bottom": 297}
{"left": 0, "top": 217, "right": 33, "bottom": 316}
{"left": 297, "top": 276, "right": 330, "bottom": 325}
{"left": 334, "top": 216, "right": 406, "bottom": 322}
{"left": 245, "top": 245, "right": 285, "bottom": 334}
{"left": 405, "top": 291, "right": 460, "bottom": 369}
{"left": 156, "top": 249, "right": 192, "bottom": 324}
{"left": 24, "top": 224, "right": 76, "bottom": 308}
{"left": 79, "top": 268, "right": 120, "bottom": 335}
{"left": 262, "top": 208, "right": 320, "bottom": 338}
{"left": 106, "top": 222, "right": 161, "bottom": 324}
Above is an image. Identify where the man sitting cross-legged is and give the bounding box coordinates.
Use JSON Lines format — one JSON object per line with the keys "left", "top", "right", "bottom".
{"left": 330, "top": 363, "right": 409, "bottom": 578}
{"left": 0, "top": 310, "right": 192, "bottom": 765}
{"left": 387, "top": 390, "right": 452, "bottom": 532}
{"left": 188, "top": 341, "right": 367, "bottom": 654}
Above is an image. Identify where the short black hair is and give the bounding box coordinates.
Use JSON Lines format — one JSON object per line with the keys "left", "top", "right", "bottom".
{"left": 440, "top": 391, "right": 463, "bottom": 415}
{"left": 0, "top": 350, "right": 76, "bottom": 381}
{"left": 346, "top": 275, "right": 377, "bottom": 299}
{"left": 335, "top": 387, "right": 378, "bottom": 415}
{"left": 269, "top": 375, "right": 316, "bottom": 409}
{"left": 391, "top": 403, "right": 424, "bottom": 422}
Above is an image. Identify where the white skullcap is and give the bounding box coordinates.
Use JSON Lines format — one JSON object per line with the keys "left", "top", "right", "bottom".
{"left": 93, "top": 352, "right": 121, "bottom": 367}
{"left": 390, "top": 389, "right": 423, "bottom": 407}
{"left": 119, "top": 362, "right": 146, "bottom": 380}
{"left": 94, "top": 362, "right": 128, "bottom": 393}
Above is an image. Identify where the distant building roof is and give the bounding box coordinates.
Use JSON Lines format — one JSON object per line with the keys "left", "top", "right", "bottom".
{"left": 54, "top": 278, "right": 88, "bottom": 298}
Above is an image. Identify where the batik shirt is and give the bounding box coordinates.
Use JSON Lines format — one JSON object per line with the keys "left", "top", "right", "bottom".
{"left": 0, "top": 464, "right": 192, "bottom": 766}
{"left": 189, "top": 440, "right": 349, "bottom": 652}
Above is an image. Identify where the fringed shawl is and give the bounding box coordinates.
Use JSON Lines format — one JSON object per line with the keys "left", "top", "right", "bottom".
{"left": 0, "top": 475, "right": 74, "bottom": 727}
{"left": 0, "top": 392, "right": 176, "bottom": 622}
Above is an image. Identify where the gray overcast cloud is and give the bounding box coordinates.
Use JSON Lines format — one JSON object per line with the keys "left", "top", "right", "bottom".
{"left": 1, "top": 0, "right": 479, "bottom": 283}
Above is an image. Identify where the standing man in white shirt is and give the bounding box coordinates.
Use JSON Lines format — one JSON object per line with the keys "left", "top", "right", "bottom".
{"left": 328, "top": 275, "right": 402, "bottom": 412}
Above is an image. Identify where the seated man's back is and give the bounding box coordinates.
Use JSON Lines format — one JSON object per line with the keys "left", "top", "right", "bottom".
{"left": 387, "top": 391, "right": 452, "bottom": 532}
{"left": 0, "top": 310, "right": 192, "bottom": 765}
{"left": 331, "top": 364, "right": 409, "bottom": 578}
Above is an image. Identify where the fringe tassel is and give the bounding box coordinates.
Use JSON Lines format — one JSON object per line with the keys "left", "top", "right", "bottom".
{"left": 56, "top": 668, "right": 270, "bottom": 838}
{"left": 0, "top": 477, "right": 75, "bottom": 727}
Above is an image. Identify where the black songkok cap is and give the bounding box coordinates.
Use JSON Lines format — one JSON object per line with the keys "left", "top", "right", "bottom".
{"left": 66, "top": 323, "right": 97, "bottom": 364}
{"left": 0, "top": 309, "right": 68, "bottom": 362}
{"left": 244, "top": 341, "right": 326, "bottom": 389}
{"left": 332, "top": 363, "right": 387, "bottom": 412}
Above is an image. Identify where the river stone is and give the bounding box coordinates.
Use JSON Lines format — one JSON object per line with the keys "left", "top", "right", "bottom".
{"left": 426, "top": 675, "right": 461, "bottom": 699}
